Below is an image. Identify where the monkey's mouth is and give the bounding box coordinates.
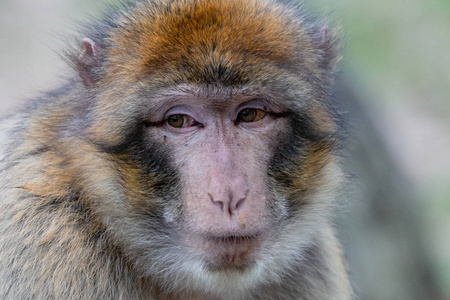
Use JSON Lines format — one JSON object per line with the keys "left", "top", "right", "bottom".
{"left": 200, "top": 233, "right": 261, "bottom": 270}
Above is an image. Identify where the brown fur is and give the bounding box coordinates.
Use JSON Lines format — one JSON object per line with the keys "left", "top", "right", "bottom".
{"left": 0, "top": 0, "right": 350, "bottom": 299}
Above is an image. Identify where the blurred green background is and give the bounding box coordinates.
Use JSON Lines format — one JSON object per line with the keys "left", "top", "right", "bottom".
{"left": 0, "top": 0, "right": 449, "bottom": 299}
{"left": 305, "top": 0, "right": 450, "bottom": 298}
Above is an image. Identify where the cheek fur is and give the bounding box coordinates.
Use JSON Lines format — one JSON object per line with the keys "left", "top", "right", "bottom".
{"left": 267, "top": 114, "right": 335, "bottom": 214}
{"left": 102, "top": 126, "right": 183, "bottom": 217}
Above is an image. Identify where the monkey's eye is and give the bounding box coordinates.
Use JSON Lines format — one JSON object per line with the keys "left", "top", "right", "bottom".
{"left": 166, "top": 114, "right": 200, "bottom": 128}
{"left": 237, "top": 108, "right": 266, "bottom": 123}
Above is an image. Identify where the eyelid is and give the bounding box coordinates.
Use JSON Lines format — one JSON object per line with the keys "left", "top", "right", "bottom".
{"left": 234, "top": 98, "right": 286, "bottom": 117}
{"left": 163, "top": 106, "right": 196, "bottom": 119}
{"left": 236, "top": 100, "right": 269, "bottom": 112}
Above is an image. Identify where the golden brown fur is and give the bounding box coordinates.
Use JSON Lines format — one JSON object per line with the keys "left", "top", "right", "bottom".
{"left": 0, "top": 0, "right": 351, "bottom": 299}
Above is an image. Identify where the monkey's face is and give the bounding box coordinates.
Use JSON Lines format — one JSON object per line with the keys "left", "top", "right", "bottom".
{"left": 143, "top": 90, "right": 291, "bottom": 270}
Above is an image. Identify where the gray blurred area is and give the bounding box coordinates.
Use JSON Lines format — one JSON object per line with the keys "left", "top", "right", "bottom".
{"left": 1, "top": 0, "right": 450, "bottom": 299}
{"left": 0, "top": 0, "right": 104, "bottom": 114}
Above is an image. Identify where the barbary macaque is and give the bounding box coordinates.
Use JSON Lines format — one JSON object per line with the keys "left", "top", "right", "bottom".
{"left": 0, "top": 0, "right": 351, "bottom": 299}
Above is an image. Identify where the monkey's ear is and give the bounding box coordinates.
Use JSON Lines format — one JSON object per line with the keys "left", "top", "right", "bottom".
{"left": 77, "top": 38, "right": 104, "bottom": 88}
{"left": 316, "top": 25, "right": 341, "bottom": 74}
{"left": 319, "top": 26, "right": 329, "bottom": 46}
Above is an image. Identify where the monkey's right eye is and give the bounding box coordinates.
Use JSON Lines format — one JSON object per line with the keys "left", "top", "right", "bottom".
{"left": 236, "top": 108, "right": 266, "bottom": 123}
{"left": 166, "top": 114, "right": 200, "bottom": 128}
{"left": 167, "top": 114, "right": 185, "bottom": 128}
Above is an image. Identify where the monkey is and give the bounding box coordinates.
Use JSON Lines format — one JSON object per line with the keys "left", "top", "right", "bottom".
{"left": 0, "top": 0, "right": 351, "bottom": 299}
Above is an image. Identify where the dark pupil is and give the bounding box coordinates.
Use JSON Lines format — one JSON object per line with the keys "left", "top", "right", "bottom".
{"left": 168, "top": 115, "right": 184, "bottom": 127}
{"left": 240, "top": 109, "right": 256, "bottom": 122}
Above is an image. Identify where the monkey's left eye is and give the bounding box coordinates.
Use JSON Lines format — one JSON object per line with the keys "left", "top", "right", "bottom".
{"left": 237, "top": 108, "right": 266, "bottom": 123}
{"left": 166, "top": 114, "right": 200, "bottom": 128}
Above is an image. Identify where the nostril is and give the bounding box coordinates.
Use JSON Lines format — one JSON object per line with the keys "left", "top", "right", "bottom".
{"left": 208, "top": 192, "right": 224, "bottom": 211}
{"left": 234, "top": 197, "right": 245, "bottom": 211}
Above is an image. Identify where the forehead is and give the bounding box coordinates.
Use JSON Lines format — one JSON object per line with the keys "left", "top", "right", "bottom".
{"left": 143, "top": 83, "right": 289, "bottom": 115}
{"left": 104, "top": 0, "right": 319, "bottom": 86}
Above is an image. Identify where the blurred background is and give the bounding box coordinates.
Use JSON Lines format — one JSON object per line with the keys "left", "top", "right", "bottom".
{"left": 0, "top": 0, "right": 449, "bottom": 299}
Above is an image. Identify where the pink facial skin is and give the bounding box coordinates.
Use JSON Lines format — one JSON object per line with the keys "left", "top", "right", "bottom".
{"left": 145, "top": 91, "right": 290, "bottom": 268}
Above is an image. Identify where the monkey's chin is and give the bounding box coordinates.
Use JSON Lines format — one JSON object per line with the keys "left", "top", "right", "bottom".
{"left": 198, "top": 234, "right": 261, "bottom": 271}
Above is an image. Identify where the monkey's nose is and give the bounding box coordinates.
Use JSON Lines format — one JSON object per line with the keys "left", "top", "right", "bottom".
{"left": 208, "top": 191, "right": 246, "bottom": 218}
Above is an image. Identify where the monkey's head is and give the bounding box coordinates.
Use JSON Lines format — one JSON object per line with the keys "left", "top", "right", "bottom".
{"left": 71, "top": 0, "right": 341, "bottom": 296}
